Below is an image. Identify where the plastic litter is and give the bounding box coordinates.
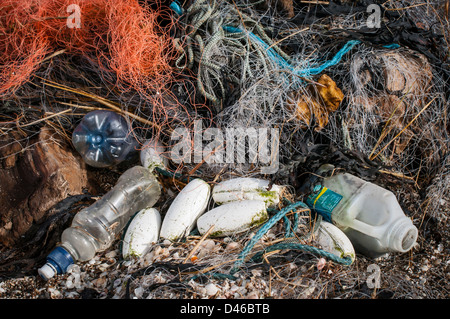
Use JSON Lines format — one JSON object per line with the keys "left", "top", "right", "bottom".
{"left": 159, "top": 178, "right": 210, "bottom": 242}
{"left": 212, "top": 177, "right": 283, "bottom": 208}
{"left": 306, "top": 165, "right": 418, "bottom": 258}
{"left": 122, "top": 207, "right": 161, "bottom": 259}
{"left": 140, "top": 138, "right": 168, "bottom": 171}
{"left": 38, "top": 166, "right": 161, "bottom": 280}
{"left": 72, "top": 110, "right": 139, "bottom": 168}
{"left": 197, "top": 200, "right": 268, "bottom": 237}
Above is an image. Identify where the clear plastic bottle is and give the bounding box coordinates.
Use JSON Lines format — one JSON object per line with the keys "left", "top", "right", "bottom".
{"left": 72, "top": 110, "right": 139, "bottom": 168}
{"left": 38, "top": 166, "right": 161, "bottom": 280}
{"left": 306, "top": 165, "right": 418, "bottom": 258}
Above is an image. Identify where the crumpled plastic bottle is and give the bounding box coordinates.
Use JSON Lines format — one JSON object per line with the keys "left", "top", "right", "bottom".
{"left": 38, "top": 166, "right": 161, "bottom": 280}
{"left": 72, "top": 110, "right": 139, "bottom": 167}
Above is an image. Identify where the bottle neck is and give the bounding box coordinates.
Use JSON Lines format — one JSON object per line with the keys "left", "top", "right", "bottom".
{"left": 385, "top": 218, "right": 418, "bottom": 253}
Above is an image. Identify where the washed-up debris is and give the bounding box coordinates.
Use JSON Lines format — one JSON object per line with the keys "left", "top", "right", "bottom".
{"left": 197, "top": 200, "right": 268, "bottom": 237}
{"left": 314, "top": 221, "right": 356, "bottom": 264}
{"left": 159, "top": 179, "right": 210, "bottom": 242}
{"left": 212, "top": 178, "right": 283, "bottom": 208}
{"left": 0, "top": 0, "right": 449, "bottom": 300}
{"left": 0, "top": 126, "right": 91, "bottom": 248}
{"left": 0, "top": 0, "right": 176, "bottom": 103}
{"left": 327, "top": 47, "right": 447, "bottom": 175}
{"left": 306, "top": 165, "right": 418, "bottom": 258}
{"left": 287, "top": 74, "right": 344, "bottom": 130}
{"left": 38, "top": 166, "right": 161, "bottom": 280}
{"left": 122, "top": 207, "right": 161, "bottom": 260}
{"left": 72, "top": 110, "right": 139, "bottom": 168}
{"left": 140, "top": 138, "right": 168, "bottom": 172}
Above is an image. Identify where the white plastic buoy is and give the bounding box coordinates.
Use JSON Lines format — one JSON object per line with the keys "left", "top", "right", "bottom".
{"left": 160, "top": 179, "right": 210, "bottom": 241}
{"left": 140, "top": 138, "right": 168, "bottom": 171}
{"left": 122, "top": 207, "right": 161, "bottom": 259}
{"left": 315, "top": 221, "right": 355, "bottom": 263}
{"left": 197, "top": 200, "right": 268, "bottom": 237}
{"left": 212, "top": 177, "right": 283, "bottom": 208}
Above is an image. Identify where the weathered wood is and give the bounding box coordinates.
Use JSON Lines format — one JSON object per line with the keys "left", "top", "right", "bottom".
{"left": 0, "top": 126, "right": 90, "bottom": 247}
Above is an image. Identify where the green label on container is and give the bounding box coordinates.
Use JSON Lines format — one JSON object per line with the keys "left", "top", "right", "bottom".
{"left": 306, "top": 185, "right": 343, "bottom": 222}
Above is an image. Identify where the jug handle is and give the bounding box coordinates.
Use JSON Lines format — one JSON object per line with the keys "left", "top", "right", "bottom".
{"left": 350, "top": 218, "right": 386, "bottom": 238}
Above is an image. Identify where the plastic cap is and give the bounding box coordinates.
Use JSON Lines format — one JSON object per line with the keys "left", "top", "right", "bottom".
{"left": 38, "top": 246, "right": 74, "bottom": 280}
{"left": 38, "top": 263, "right": 57, "bottom": 281}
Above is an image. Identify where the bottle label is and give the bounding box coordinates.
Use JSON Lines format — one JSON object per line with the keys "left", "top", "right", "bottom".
{"left": 306, "top": 184, "right": 343, "bottom": 222}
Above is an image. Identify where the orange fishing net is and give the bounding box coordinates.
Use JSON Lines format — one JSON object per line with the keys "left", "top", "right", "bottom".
{"left": 0, "top": 0, "right": 176, "bottom": 99}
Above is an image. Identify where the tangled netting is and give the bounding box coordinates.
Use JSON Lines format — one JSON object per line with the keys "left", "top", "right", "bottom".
{"left": 169, "top": 0, "right": 361, "bottom": 176}
{"left": 324, "top": 46, "right": 448, "bottom": 178}
{"left": 0, "top": 0, "right": 191, "bottom": 136}
{"left": 1, "top": 0, "right": 448, "bottom": 185}
{"left": 1, "top": 0, "right": 177, "bottom": 93}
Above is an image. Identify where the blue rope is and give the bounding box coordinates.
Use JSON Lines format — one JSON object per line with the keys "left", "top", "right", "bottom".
{"left": 222, "top": 26, "right": 400, "bottom": 80}
{"left": 223, "top": 25, "right": 292, "bottom": 70}
{"left": 295, "top": 40, "right": 361, "bottom": 77}
{"left": 169, "top": 1, "right": 184, "bottom": 16}
{"left": 223, "top": 25, "right": 360, "bottom": 79}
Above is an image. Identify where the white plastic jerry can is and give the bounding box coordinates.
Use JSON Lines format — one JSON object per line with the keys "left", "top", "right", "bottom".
{"left": 306, "top": 172, "right": 418, "bottom": 258}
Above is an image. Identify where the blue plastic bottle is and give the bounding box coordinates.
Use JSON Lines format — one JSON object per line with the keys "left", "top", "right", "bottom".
{"left": 72, "top": 110, "right": 139, "bottom": 167}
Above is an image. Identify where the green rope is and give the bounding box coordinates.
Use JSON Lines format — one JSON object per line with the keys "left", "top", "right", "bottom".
{"left": 154, "top": 166, "right": 185, "bottom": 180}
{"left": 182, "top": 198, "right": 352, "bottom": 282}
{"left": 230, "top": 201, "right": 311, "bottom": 275}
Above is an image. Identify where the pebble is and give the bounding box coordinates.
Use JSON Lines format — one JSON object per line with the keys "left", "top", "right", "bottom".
{"left": 65, "top": 279, "right": 74, "bottom": 289}
{"left": 134, "top": 287, "right": 145, "bottom": 298}
{"left": 225, "top": 241, "right": 240, "bottom": 251}
{"left": 205, "top": 283, "right": 219, "bottom": 296}
{"left": 113, "top": 279, "right": 122, "bottom": 288}
{"left": 105, "top": 251, "right": 117, "bottom": 258}
{"left": 317, "top": 258, "right": 327, "bottom": 270}
{"left": 198, "top": 239, "right": 216, "bottom": 258}
{"left": 246, "top": 291, "right": 259, "bottom": 299}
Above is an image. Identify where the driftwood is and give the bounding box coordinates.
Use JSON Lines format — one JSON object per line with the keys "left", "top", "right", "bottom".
{"left": 0, "top": 126, "right": 91, "bottom": 248}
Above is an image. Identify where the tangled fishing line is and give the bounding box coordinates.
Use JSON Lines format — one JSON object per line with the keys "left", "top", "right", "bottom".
{"left": 0, "top": 0, "right": 448, "bottom": 194}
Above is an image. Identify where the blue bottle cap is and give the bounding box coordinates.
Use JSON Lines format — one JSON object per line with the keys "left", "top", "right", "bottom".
{"left": 38, "top": 246, "right": 74, "bottom": 280}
